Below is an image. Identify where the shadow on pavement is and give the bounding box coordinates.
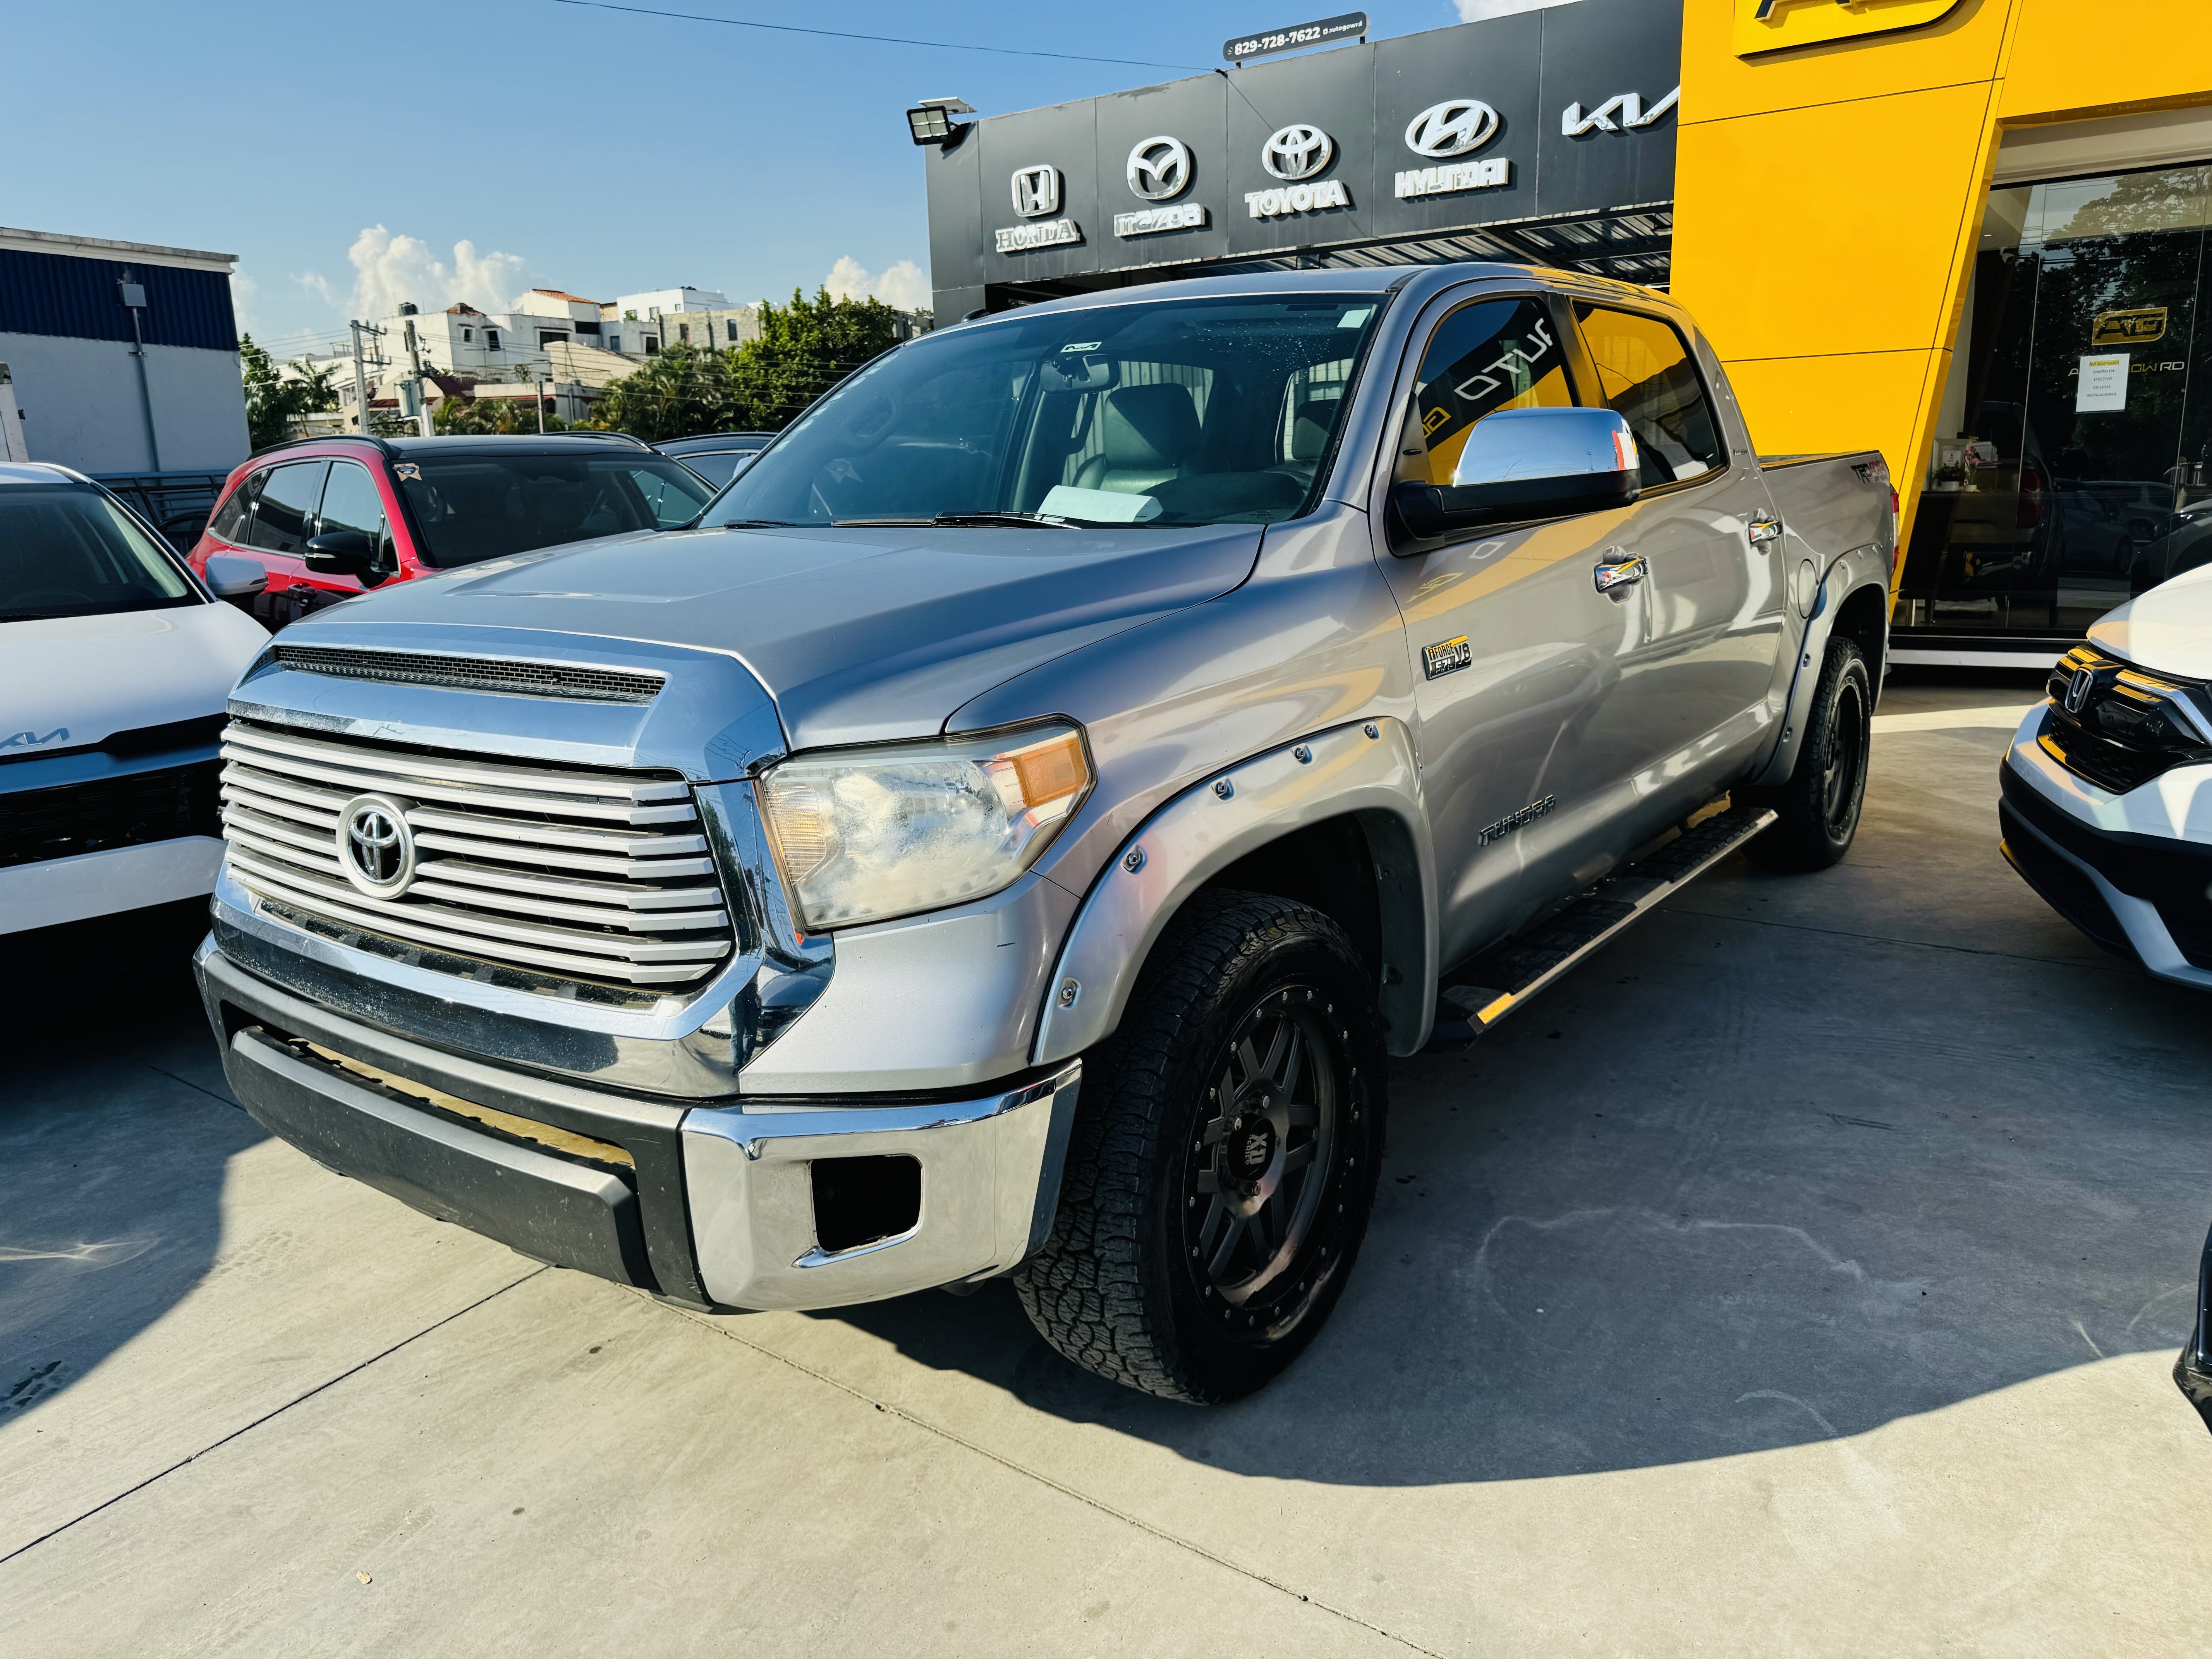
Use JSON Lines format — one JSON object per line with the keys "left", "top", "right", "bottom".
{"left": 0, "top": 902, "right": 259, "bottom": 1421}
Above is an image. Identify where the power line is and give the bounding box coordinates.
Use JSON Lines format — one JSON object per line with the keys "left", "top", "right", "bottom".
{"left": 541, "top": 0, "right": 1211, "bottom": 72}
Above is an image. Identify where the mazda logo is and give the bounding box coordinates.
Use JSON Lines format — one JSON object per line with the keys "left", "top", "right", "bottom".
{"left": 1262, "top": 123, "right": 1334, "bottom": 181}
{"left": 1126, "top": 136, "right": 1192, "bottom": 201}
{"left": 337, "top": 792, "right": 417, "bottom": 898}
{"left": 1405, "top": 98, "right": 1501, "bottom": 158}
{"left": 1011, "top": 163, "right": 1061, "bottom": 219}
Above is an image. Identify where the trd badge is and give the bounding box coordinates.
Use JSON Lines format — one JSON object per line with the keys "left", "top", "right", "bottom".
{"left": 1422, "top": 635, "right": 1472, "bottom": 679}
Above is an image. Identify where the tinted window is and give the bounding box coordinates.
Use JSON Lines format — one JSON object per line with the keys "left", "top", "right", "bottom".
{"left": 394, "top": 453, "right": 714, "bottom": 568}
{"left": 705, "top": 294, "right": 1387, "bottom": 529}
{"left": 675, "top": 449, "right": 751, "bottom": 488}
{"left": 1396, "top": 297, "right": 1575, "bottom": 488}
{"left": 318, "top": 462, "right": 391, "bottom": 563}
{"left": 249, "top": 461, "right": 329, "bottom": 553}
{"left": 206, "top": 472, "right": 259, "bottom": 545}
{"left": 1573, "top": 306, "right": 1726, "bottom": 487}
{"left": 0, "top": 486, "right": 196, "bottom": 621}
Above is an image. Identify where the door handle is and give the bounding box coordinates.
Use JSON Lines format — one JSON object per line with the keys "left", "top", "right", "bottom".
{"left": 1594, "top": 552, "right": 1646, "bottom": 596}
{"left": 1748, "top": 512, "right": 1783, "bottom": 550}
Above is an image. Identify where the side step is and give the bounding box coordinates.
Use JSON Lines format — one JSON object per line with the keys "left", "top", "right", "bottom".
{"left": 1426, "top": 804, "right": 1778, "bottom": 1049}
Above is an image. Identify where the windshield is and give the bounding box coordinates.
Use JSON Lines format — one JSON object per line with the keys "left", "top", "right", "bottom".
{"left": 0, "top": 485, "right": 197, "bottom": 623}
{"left": 395, "top": 452, "right": 716, "bottom": 568}
{"left": 704, "top": 294, "right": 1387, "bottom": 530}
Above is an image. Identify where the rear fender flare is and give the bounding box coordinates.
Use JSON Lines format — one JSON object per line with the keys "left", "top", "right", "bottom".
{"left": 1752, "top": 544, "right": 1892, "bottom": 789}
{"left": 1032, "top": 717, "right": 1439, "bottom": 1064}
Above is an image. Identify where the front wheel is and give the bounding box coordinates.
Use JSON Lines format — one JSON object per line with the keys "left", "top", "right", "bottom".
{"left": 1016, "top": 891, "right": 1386, "bottom": 1403}
{"left": 1745, "top": 636, "right": 1873, "bottom": 872}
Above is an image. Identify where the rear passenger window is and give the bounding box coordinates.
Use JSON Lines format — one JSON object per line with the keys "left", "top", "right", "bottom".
{"left": 1572, "top": 306, "right": 1726, "bottom": 488}
{"left": 249, "top": 461, "right": 329, "bottom": 555}
{"left": 206, "top": 472, "right": 260, "bottom": 545}
{"left": 1396, "top": 297, "right": 1575, "bottom": 488}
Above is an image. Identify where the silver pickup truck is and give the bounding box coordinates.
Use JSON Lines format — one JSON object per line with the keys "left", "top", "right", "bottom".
{"left": 194, "top": 266, "right": 1896, "bottom": 1401}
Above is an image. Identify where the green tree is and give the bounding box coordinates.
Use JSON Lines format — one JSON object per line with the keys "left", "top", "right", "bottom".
{"left": 587, "top": 342, "right": 742, "bottom": 441}
{"left": 432, "top": 394, "right": 567, "bottom": 435}
{"left": 240, "top": 334, "right": 339, "bottom": 450}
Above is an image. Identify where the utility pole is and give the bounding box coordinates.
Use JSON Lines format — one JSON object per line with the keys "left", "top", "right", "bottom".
{"left": 349, "top": 320, "right": 379, "bottom": 439}
{"left": 399, "top": 305, "right": 434, "bottom": 438}
{"left": 118, "top": 273, "right": 162, "bottom": 471}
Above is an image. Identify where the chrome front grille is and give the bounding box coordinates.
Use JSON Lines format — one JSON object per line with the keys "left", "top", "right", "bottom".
{"left": 218, "top": 720, "right": 733, "bottom": 987}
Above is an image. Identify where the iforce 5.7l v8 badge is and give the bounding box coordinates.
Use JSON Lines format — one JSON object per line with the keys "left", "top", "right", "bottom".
{"left": 1422, "top": 635, "right": 1472, "bottom": 679}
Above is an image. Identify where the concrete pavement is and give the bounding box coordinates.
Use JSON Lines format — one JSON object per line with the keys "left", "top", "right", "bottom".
{"left": 3, "top": 675, "right": 2209, "bottom": 1656}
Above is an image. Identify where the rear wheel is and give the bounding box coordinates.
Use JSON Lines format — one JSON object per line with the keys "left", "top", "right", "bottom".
{"left": 1746, "top": 636, "right": 1872, "bottom": 872}
{"left": 1016, "top": 891, "right": 1385, "bottom": 1403}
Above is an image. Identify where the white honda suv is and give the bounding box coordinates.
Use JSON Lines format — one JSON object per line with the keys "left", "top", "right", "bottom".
{"left": 2000, "top": 562, "right": 2212, "bottom": 988}
{"left": 0, "top": 462, "right": 268, "bottom": 935}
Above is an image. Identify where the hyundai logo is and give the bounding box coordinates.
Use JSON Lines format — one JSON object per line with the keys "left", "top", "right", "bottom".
{"left": 1262, "top": 123, "right": 1334, "bottom": 181}
{"left": 337, "top": 792, "right": 417, "bottom": 898}
{"left": 1011, "top": 163, "right": 1062, "bottom": 219}
{"left": 1404, "top": 98, "right": 1501, "bottom": 158}
{"left": 2064, "top": 667, "right": 2095, "bottom": 715}
{"left": 1126, "top": 135, "right": 1193, "bottom": 201}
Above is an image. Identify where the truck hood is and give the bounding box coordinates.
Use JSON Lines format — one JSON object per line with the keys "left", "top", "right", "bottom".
{"left": 0, "top": 601, "right": 266, "bottom": 752}
{"left": 307, "top": 521, "right": 1266, "bottom": 748}
{"left": 2088, "top": 562, "right": 2212, "bottom": 681}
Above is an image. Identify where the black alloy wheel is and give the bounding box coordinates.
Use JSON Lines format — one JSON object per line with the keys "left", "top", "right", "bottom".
{"left": 1017, "top": 890, "right": 1385, "bottom": 1403}
{"left": 1746, "top": 635, "right": 1873, "bottom": 872}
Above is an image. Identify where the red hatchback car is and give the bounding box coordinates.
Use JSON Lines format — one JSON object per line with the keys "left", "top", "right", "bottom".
{"left": 187, "top": 433, "right": 716, "bottom": 628}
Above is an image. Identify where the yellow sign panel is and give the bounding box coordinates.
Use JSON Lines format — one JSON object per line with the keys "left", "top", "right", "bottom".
{"left": 1735, "top": 0, "right": 1966, "bottom": 57}
{"left": 2092, "top": 307, "right": 2168, "bottom": 348}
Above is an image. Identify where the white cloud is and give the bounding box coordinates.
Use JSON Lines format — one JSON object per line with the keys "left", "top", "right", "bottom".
{"left": 329, "top": 226, "right": 530, "bottom": 322}
{"left": 1454, "top": 0, "right": 1580, "bottom": 20}
{"left": 824, "top": 256, "right": 930, "bottom": 312}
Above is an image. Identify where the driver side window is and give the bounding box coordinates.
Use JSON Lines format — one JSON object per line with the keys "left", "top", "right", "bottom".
{"left": 1395, "top": 296, "right": 1576, "bottom": 489}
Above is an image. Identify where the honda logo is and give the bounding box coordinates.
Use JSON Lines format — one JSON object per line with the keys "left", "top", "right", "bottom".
{"left": 1403, "top": 99, "right": 1499, "bottom": 158}
{"left": 2064, "top": 668, "right": 2095, "bottom": 715}
{"left": 1125, "top": 135, "right": 1192, "bottom": 201}
{"left": 1261, "top": 123, "right": 1334, "bottom": 181}
{"left": 1561, "top": 86, "right": 1680, "bottom": 136}
{"left": 1011, "top": 164, "right": 1062, "bottom": 219}
{"left": 337, "top": 792, "right": 417, "bottom": 898}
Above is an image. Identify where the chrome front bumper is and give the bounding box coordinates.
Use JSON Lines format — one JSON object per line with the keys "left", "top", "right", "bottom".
{"left": 196, "top": 938, "right": 1081, "bottom": 1312}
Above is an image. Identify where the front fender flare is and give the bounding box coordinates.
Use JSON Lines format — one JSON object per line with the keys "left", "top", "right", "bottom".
{"left": 1031, "top": 717, "right": 1439, "bottom": 1065}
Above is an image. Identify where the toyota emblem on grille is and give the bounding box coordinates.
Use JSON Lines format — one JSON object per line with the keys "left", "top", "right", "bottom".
{"left": 1404, "top": 98, "right": 1501, "bottom": 158}
{"left": 1262, "top": 123, "right": 1334, "bottom": 181}
{"left": 2065, "top": 667, "right": 2094, "bottom": 714}
{"left": 337, "top": 793, "right": 417, "bottom": 898}
{"left": 1126, "top": 135, "right": 1193, "bottom": 201}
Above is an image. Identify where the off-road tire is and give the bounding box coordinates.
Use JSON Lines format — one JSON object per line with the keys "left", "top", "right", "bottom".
{"left": 1745, "top": 635, "right": 1873, "bottom": 872}
{"left": 1015, "top": 890, "right": 1386, "bottom": 1403}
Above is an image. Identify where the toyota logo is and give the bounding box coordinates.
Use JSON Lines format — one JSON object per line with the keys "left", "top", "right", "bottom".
{"left": 1011, "top": 163, "right": 1061, "bottom": 219}
{"left": 1262, "top": 123, "right": 1334, "bottom": 181}
{"left": 337, "top": 793, "right": 417, "bottom": 898}
{"left": 1405, "top": 98, "right": 1501, "bottom": 158}
{"left": 1126, "top": 135, "right": 1192, "bottom": 201}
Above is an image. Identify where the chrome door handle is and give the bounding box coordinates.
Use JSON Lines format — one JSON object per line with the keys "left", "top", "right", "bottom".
{"left": 1594, "top": 552, "right": 1647, "bottom": 596}
{"left": 1748, "top": 512, "right": 1783, "bottom": 550}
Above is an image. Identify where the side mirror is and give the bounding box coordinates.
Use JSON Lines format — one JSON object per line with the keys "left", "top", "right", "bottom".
{"left": 302, "top": 529, "right": 379, "bottom": 577}
{"left": 202, "top": 554, "right": 268, "bottom": 600}
{"left": 1393, "top": 407, "right": 1642, "bottom": 541}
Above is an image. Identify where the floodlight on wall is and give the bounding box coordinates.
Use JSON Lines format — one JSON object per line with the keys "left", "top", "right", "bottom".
{"left": 906, "top": 97, "right": 975, "bottom": 147}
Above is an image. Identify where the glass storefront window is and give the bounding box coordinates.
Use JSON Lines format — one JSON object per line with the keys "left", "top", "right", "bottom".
{"left": 1899, "top": 161, "right": 2212, "bottom": 641}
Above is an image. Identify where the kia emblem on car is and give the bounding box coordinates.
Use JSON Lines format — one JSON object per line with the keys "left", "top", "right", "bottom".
{"left": 337, "top": 793, "right": 417, "bottom": 898}
{"left": 1404, "top": 98, "right": 1501, "bottom": 158}
{"left": 1126, "top": 136, "right": 1193, "bottom": 201}
{"left": 1262, "top": 123, "right": 1335, "bottom": 181}
{"left": 1011, "top": 164, "right": 1062, "bottom": 219}
{"left": 2065, "top": 667, "right": 2094, "bottom": 714}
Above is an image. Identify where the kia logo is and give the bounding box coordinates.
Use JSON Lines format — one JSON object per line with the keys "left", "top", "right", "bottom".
{"left": 1405, "top": 98, "right": 1501, "bottom": 158}
{"left": 1126, "top": 135, "right": 1193, "bottom": 201}
{"left": 1011, "top": 163, "right": 1062, "bottom": 218}
{"left": 1262, "top": 123, "right": 1335, "bottom": 181}
{"left": 337, "top": 792, "right": 417, "bottom": 898}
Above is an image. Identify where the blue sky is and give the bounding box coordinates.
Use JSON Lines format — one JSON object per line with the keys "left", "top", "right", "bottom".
{"left": 5, "top": 0, "right": 1522, "bottom": 357}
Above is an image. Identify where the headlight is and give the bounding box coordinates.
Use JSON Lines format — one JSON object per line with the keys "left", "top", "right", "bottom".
{"left": 757, "top": 722, "right": 1092, "bottom": 931}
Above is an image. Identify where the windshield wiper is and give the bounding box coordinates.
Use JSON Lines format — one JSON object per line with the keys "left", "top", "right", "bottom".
{"left": 715, "top": 518, "right": 801, "bottom": 528}
{"left": 933, "top": 510, "right": 1071, "bottom": 528}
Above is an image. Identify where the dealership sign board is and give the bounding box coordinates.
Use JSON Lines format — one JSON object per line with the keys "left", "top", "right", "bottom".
{"left": 1733, "top": 0, "right": 1965, "bottom": 56}
{"left": 924, "top": 0, "right": 1680, "bottom": 317}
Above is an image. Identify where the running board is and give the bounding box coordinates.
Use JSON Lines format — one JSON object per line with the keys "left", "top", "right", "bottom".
{"left": 1426, "top": 804, "right": 1778, "bottom": 1049}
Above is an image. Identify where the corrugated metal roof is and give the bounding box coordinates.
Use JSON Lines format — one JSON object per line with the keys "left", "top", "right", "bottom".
{"left": 0, "top": 246, "right": 238, "bottom": 352}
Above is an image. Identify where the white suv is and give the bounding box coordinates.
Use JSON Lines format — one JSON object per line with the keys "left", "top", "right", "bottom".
{"left": 0, "top": 463, "right": 268, "bottom": 935}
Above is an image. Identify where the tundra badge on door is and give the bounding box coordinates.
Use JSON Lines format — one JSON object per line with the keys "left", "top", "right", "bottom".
{"left": 1422, "top": 635, "right": 1472, "bottom": 678}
